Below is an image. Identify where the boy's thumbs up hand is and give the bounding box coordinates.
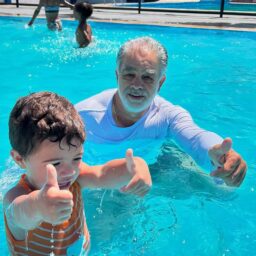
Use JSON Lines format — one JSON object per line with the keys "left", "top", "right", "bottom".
{"left": 45, "top": 164, "right": 60, "bottom": 189}
{"left": 37, "top": 164, "right": 73, "bottom": 225}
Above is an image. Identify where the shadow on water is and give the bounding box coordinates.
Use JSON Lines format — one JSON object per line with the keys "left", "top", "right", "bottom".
{"left": 150, "top": 141, "right": 237, "bottom": 201}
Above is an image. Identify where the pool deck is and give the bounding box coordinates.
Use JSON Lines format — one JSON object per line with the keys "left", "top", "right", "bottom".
{"left": 0, "top": 4, "right": 255, "bottom": 31}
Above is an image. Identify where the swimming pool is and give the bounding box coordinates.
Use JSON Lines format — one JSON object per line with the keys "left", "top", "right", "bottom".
{"left": 121, "top": 0, "right": 256, "bottom": 11}
{"left": 0, "top": 16, "right": 256, "bottom": 255}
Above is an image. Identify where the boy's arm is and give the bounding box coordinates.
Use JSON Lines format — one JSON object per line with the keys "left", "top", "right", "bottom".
{"left": 85, "top": 24, "right": 92, "bottom": 42}
{"left": 4, "top": 189, "right": 45, "bottom": 239}
{"left": 78, "top": 149, "right": 152, "bottom": 197}
{"left": 4, "top": 165, "right": 73, "bottom": 240}
{"left": 28, "top": 4, "right": 42, "bottom": 26}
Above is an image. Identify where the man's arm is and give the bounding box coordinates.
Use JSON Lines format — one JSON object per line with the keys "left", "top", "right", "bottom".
{"left": 77, "top": 149, "right": 152, "bottom": 196}
{"left": 169, "top": 107, "right": 223, "bottom": 169}
{"left": 169, "top": 107, "right": 246, "bottom": 186}
{"left": 28, "top": 5, "right": 42, "bottom": 26}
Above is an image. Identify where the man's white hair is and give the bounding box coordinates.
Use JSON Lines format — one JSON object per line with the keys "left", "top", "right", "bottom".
{"left": 116, "top": 36, "right": 168, "bottom": 76}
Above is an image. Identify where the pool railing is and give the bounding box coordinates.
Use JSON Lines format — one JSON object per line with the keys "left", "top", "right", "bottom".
{"left": 0, "top": 0, "right": 255, "bottom": 19}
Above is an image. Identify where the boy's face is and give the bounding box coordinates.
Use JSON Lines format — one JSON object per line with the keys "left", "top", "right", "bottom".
{"left": 13, "top": 138, "right": 83, "bottom": 190}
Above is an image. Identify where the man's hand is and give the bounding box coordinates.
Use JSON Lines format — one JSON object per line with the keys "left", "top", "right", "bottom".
{"left": 208, "top": 138, "right": 247, "bottom": 187}
{"left": 37, "top": 164, "right": 74, "bottom": 225}
{"left": 121, "top": 149, "right": 152, "bottom": 197}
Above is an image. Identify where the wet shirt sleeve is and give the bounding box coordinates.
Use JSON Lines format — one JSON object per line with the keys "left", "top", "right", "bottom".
{"left": 167, "top": 106, "right": 223, "bottom": 172}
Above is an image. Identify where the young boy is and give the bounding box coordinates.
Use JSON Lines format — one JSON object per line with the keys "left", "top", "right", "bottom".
{"left": 28, "top": 0, "right": 74, "bottom": 31}
{"left": 3, "top": 91, "right": 151, "bottom": 255}
{"left": 73, "top": 1, "right": 93, "bottom": 47}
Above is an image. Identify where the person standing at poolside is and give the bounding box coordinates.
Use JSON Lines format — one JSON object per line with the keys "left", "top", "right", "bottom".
{"left": 75, "top": 36, "right": 247, "bottom": 187}
{"left": 28, "top": 0, "right": 74, "bottom": 31}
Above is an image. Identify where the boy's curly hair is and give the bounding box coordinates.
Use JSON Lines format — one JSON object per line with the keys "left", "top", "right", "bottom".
{"left": 9, "top": 91, "right": 85, "bottom": 158}
{"left": 74, "top": 1, "right": 93, "bottom": 20}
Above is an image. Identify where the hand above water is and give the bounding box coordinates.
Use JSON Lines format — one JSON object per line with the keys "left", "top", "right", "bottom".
{"left": 37, "top": 164, "right": 74, "bottom": 225}
{"left": 121, "top": 149, "right": 152, "bottom": 197}
{"left": 208, "top": 138, "right": 247, "bottom": 187}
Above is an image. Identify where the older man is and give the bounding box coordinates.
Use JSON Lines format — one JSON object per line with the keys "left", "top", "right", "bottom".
{"left": 76, "top": 36, "right": 247, "bottom": 187}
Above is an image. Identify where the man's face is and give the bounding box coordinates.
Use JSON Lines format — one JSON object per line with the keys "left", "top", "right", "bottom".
{"left": 116, "top": 48, "right": 165, "bottom": 113}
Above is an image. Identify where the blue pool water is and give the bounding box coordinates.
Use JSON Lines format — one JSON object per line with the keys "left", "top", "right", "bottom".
{"left": 0, "top": 16, "right": 256, "bottom": 255}
{"left": 123, "top": 0, "right": 256, "bottom": 11}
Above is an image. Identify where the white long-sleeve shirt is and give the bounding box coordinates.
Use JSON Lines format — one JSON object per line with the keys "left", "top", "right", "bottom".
{"left": 76, "top": 89, "right": 223, "bottom": 171}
